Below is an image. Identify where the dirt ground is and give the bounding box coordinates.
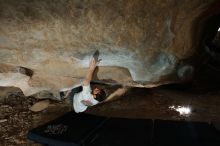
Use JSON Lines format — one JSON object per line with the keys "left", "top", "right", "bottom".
{"left": 0, "top": 87, "right": 71, "bottom": 146}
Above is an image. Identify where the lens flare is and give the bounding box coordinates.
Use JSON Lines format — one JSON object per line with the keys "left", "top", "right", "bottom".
{"left": 169, "top": 105, "right": 191, "bottom": 116}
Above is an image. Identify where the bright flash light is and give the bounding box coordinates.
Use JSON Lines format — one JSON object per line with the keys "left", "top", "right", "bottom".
{"left": 169, "top": 105, "right": 191, "bottom": 116}
{"left": 218, "top": 27, "right": 220, "bottom": 32}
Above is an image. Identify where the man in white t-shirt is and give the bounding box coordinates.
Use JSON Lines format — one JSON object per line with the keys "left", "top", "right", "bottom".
{"left": 62, "top": 57, "right": 107, "bottom": 113}
{"left": 61, "top": 57, "right": 128, "bottom": 113}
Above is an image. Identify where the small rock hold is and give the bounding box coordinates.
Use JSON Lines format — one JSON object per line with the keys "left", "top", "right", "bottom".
{"left": 29, "top": 100, "right": 50, "bottom": 112}
{"left": 1, "top": 105, "right": 11, "bottom": 108}
{"left": 177, "top": 65, "right": 194, "bottom": 81}
{"left": 0, "top": 119, "right": 7, "bottom": 123}
{"left": 14, "top": 138, "right": 26, "bottom": 144}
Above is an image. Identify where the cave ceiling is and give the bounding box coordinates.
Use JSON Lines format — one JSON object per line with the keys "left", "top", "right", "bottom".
{"left": 0, "top": 0, "right": 219, "bottom": 98}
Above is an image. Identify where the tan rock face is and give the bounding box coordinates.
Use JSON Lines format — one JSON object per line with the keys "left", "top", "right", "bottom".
{"left": 0, "top": 0, "right": 217, "bottom": 98}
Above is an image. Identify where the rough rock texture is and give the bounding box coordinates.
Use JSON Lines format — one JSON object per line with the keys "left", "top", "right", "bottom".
{"left": 0, "top": 0, "right": 218, "bottom": 98}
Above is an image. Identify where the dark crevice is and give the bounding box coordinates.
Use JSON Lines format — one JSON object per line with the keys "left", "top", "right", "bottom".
{"left": 18, "top": 66, "right": 34, "bottom": 77}
{"left": 158, "top": 14, "right": 220, "bottom": 94}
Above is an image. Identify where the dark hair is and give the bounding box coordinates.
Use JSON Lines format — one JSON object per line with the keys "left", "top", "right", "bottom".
{"left": 95, "top": 89, "right": 106, "bottom": 102}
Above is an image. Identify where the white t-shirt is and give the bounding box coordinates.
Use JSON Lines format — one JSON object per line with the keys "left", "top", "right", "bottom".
{"left": 73, "top": 85, "right": 99, "bottom": 113}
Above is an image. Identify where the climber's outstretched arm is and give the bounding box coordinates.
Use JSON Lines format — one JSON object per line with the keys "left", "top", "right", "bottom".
{"left": 103, "top": 87, "right": 128, "bottom": 103}
{"left": 83, "top": 58, "right": 97, "bottom": 86}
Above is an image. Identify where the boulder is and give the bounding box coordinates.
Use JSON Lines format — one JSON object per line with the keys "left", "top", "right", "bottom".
{"left": 0, "top": 0, "right": 218, "bottom": 99}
